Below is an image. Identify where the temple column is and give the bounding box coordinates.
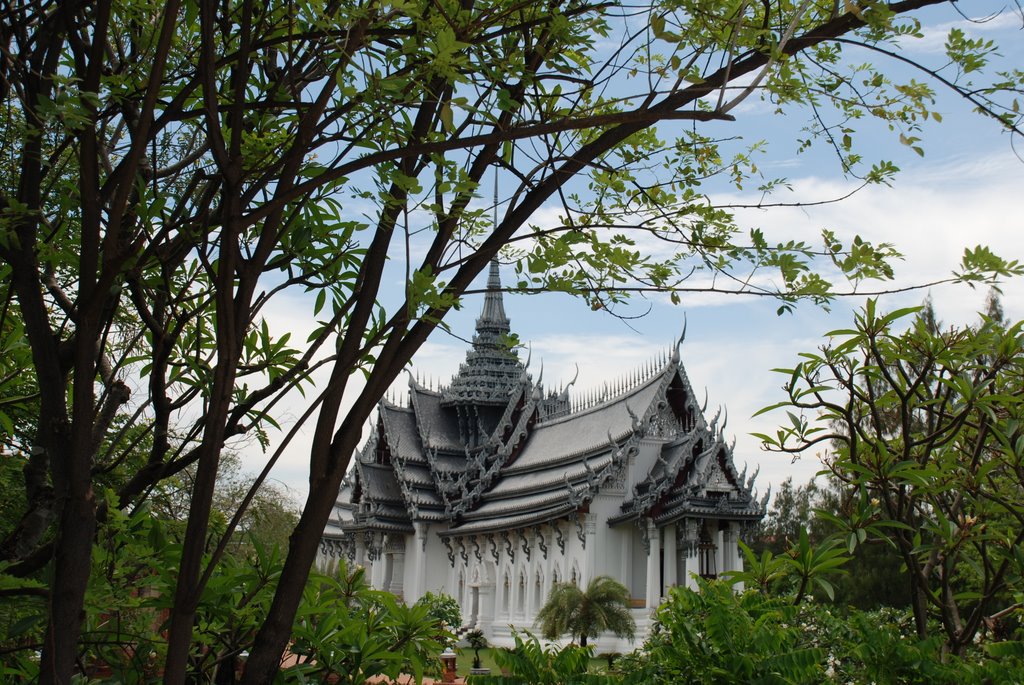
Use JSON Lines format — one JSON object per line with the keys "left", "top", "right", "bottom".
{"left": 727, "top": 523, "right": 742, "bottom": 573}
{"left": 685, "top": 542, "right": 700, "bottom": 590}
{"left": 722, "top": 525, "right": 734, "bottom": 574}
{"left": 714, "top": 526, "right": 725, "bottom": 579}
{"left": 372, "top": 535, "right": 387, "bottom": 589}
{"left": 354, "top": 537, "right": 367, "bottom": 568}
{"left": 584, "top": 516, "right": 597, "bottom": 584}
{"left": 477, "top": 585, "right": 495, "bottom": 632}
{"left": 726, "top": 523, "right": 744, "bottom": 590}
{"left": 408, "top": 522, "right": 428, "bottom": 600}
{"left": 663, "top": 523, "right": 677, "bottom": 589}
{"left": 645, "top": 518, "right": 660, "bottom": 609}
{"left": 387, "top": 537, "right": 406, "bottom": 600}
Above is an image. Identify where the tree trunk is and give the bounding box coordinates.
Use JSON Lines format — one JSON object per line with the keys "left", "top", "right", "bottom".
{"left": 239, "top": 470, "right": 345, "bottom": 684}
{"left": 39, "top": 473, "right": 97, "bottom": 684}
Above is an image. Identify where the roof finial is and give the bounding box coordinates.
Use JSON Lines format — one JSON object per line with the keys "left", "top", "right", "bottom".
{"left": 473, "top": 258, "right": 510, "bottom": 337}
{"left": 673, "top": 315, "right": 687, "bottom": 364}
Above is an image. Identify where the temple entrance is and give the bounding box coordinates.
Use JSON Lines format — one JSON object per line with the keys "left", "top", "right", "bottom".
{"left": 465, "top": 561, "right": 496, "bottom": 629}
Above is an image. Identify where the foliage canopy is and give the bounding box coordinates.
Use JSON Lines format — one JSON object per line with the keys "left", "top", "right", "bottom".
{"left": 759, "top": 300, "right": 1024, "bottom": 655}
{"left": 536, "top": 575, "right": 635, "bottom": 647}
{"left": 0, "top": 0, "right": 1022, "bottom": 682}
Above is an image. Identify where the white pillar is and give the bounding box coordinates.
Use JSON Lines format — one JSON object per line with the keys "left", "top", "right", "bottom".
{"left": 714, "top": 527, "right": 725, "bottom": 579}
{"left": 478, "top": 585, "right": 495, "bottom": 633}
{"left": 727, "top": 523, "right": 745, "bottom": 590}
{"left": 390, "top": 552, "right": 406, "bottom": 599}
{"left": 645, "top": 519, "right": 660, "bottom": 609}
{"left": 370, "top": 556, "right": 384, "bottom": 588}
{"left": 663, "top": 523, "right": 677, "bottom": 589}
{"left": 408, "top": 522, "right": 428, "bottom": 601}
{"left": 584, "top": 516, "right": 597, "bottom": 584}
{"left": 685, "top": 544, "right": 700, "bottom": 590}
{"left": 620, "top": 525, "right": 631, "bottom": 596}
{"left": 371, "top": 535, "right": 387, "bottom": 589}
{"left": 722, "top": 525, "right": 733, "bottom": 574}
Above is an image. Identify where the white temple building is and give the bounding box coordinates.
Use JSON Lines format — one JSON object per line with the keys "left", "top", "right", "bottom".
{"left": 318, "top": 262, "right": 767, "bottom": 650}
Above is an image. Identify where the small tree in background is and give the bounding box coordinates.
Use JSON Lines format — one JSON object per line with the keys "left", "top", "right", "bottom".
{"left": 2, "top": 0, "right": 1022, "bottom": 680}
{"left": 759, "top": 299, "right": 1024, "bottom": 656}
{"left": 415, "top": 591, "right": 462, "bottom": 642}
{"left": 536, "top": 575, "right": 635, "bottom": 648}
{"left": 465, "top": 629, "right": 489, "bottom": 669}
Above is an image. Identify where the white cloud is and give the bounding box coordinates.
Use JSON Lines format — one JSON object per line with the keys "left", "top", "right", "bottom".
{"left": 250, "top": 125, "right": 1024, "bottom": 509}
{"left": 899, "top": 10, "right": 1022, "bottom": 55}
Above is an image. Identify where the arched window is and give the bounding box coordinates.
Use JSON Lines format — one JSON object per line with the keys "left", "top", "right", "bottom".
{"left": 516, "top": 571, "right": 526, "bottom": 615}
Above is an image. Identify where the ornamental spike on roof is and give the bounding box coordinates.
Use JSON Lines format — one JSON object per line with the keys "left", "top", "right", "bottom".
{"left": 441, "top": 260, "right": 525, "bottom": 407}
{"left": 480, "top": 259, "right": 508, "bottom": 325}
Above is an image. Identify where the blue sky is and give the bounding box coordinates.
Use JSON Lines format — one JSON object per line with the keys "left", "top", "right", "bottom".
{"left": 255, "top": 3, "right": 1024, "bottom": 504}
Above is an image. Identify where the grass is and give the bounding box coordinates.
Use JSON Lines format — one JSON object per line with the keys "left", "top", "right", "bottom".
{"left": 455, "top": 647, "right": 503, "bottom": 675}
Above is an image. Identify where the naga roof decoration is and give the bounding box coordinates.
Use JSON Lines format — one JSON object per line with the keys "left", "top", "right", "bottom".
{"left": 327, "top": 260, "right": 766, "bottom": 542}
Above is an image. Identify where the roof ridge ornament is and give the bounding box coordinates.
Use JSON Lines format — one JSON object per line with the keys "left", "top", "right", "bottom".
{"left": 746, "top": 464, "right": 760, "bottom": 494}
{"left": 626, "top": 402, "right": 642, "bottom": 433}
{"left": 606, "top": 428, "right": 622, "bottom": 452}
{"left": 672, "top": 316, "right": 687, "bottom": 364}
{"left": 559, "top": 363, "right": 579, "bottom": 402}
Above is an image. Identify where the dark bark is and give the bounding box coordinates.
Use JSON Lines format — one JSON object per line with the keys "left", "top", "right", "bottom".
{"left": 0, "top": 0, "right": 969, "bottom": 680}
{"left": 162, "top": 27, "right": 251, "bottom": 683}
{"left": 239, "top": 1, "right": 957, "bottom": 673}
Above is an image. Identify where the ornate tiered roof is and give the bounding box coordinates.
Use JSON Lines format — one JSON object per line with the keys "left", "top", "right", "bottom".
{"left": 441, "top": 261, "right": 525, "bottom": 407}
{"left": 327, "top": 261, "right": 767, "bottom": 543}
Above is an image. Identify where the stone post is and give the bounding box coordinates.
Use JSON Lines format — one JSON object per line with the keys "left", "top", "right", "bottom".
{"left": 386, "top": 537, "right": 406, "bottom": 599}
{"left": 645, "top": 518, "right": 660, "bottom": 609}
{"left": 663, "top": 522, "right": 677, "bottom": 589}
{"left": 584, "top": 516, "right": 596, "bottom": 584}
{"left": 408, "top": 522, "right": 428, "bottom": 601}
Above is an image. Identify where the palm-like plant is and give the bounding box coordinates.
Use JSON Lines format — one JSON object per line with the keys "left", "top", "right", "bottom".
{"left": 535, "top": 575, "right": 635, "bottom": 647}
